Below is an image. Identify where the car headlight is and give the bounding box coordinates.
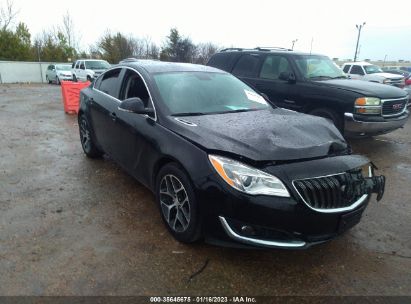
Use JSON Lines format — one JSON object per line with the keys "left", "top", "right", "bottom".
{"left": 208, "top": 155, "right": 290, "bottom": 197}
{"left": 355, "top": 97, "right": 381, "bottom": 114}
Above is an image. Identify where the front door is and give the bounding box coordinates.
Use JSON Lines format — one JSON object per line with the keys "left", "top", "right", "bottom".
{"left": 113, "top": 68, "right": 156, "bottom": 181}
{"left": 89, "top": 68, "right": 122, "bottom": 154}
{"left": 348, "top": 65, "right": 365, "bottom": 80}
{"left": 253, "top": 54, "right": 300, "bottom": 110}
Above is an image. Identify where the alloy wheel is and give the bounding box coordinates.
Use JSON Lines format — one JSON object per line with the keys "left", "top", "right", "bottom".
{"left": 79, "top": 117, "right": 91, "bottom": 152}
{"left": 159, "top": 174, "right": 191, "bottom": 232}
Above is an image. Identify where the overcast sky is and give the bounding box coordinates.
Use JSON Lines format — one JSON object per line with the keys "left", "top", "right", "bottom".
{"left": 7, "top": 0, "right": 411, "bottom": 61}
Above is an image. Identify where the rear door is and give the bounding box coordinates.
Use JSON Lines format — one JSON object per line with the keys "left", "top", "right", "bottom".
{"left": 89, "top": 68, "right": 122, "bottom": 155}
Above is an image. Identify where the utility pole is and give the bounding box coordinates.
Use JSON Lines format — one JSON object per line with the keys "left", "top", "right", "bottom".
{"left": 37, "top": 44, "right": 44, "bottom": 83}
{"left": 291, "top": 39, "right": 298, "bottom": 50}
{"left": 310, "top": 37, "right": 314, "bottom": 54}
{"left": 354, "top": 22, "right": 366, "bottom": 62}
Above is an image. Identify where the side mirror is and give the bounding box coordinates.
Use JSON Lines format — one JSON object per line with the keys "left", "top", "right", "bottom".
{"left": 119, "top": 97, "right": 154, "bottom": 116}
{"left": 279, "top": 71, "right": 296, "bottom": 83}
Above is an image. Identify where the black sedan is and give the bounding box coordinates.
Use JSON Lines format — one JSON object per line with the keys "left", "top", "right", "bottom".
{"left": 78, "top": 60, "right": 385, "bottom": 249}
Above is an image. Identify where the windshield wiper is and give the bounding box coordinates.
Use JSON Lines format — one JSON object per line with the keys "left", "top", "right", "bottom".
{"left": 214, "top": 108, "right": 255, "bottom": 114}
{"left": 172, "top": 112, "right": 208, "bottom": 117}
{"left": 332, "top": 76, "right": 348, "bottom": 79}
{"left": 309, "top": 75, "right": 333, "bottom": 80}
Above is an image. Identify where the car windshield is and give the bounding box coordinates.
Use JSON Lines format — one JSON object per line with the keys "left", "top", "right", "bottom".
{"left": 85, "top": 61, "right": 110, "bottom": 70}
{"left": 295, "top": 55, "right": 346, "bottom": 79}
{"left": 364, "top": 65, "right": 383, "bottom": 74}
{"left": 56, "top": 65, "right": 71, "bottom": 71}
{"left": 153, "top": 72, "right": 270, "bottom": 115}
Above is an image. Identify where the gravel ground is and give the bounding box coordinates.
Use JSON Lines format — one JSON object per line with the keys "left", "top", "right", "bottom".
{"left": 0, "top": 84, "right": 410, "bottom": 296}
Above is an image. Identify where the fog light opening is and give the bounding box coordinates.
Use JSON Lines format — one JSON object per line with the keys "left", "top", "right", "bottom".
{"left": 241, "top": 225, "right": 256, "bottom": 236}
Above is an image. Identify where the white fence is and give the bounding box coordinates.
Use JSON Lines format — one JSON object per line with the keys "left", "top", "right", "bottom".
{"left": 0, "top": 61, "right": 69, "bottom": 84}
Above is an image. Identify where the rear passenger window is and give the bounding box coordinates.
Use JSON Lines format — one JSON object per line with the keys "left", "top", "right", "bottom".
{"left": 343, "top": 65, "right": 351, "bottom": 73}
{"left": 350, "top": 65, "right": 365, "bottom": 75}
{"left": 98, "top": 68, "right": 121, "bottom": 98}
{"left": 259, "top": 55, "right": 291, "bottom": 80}
{"left": 232, "top": 54, "right": 260, "bottom": 77}
{"left": 207, "top": 53, "right": 238, "bottom": 72}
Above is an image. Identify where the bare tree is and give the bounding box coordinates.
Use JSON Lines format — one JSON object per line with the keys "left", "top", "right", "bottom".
{"left": 0, "top": 0, "right": 19, "bottom": 30}
{"left": 61, "top": 11, "right": 80, "bottom": 50}
{"left": 194, "top": 42, "right": 219, "bottom": 64}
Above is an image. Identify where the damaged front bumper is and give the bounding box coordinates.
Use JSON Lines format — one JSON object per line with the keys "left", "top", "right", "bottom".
{"left": 200, "top": 155, "right": 386, "bottom": 249}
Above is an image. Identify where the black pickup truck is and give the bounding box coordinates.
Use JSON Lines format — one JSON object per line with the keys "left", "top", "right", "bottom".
{"left": 207, "top": 48, "right": 409, "bottom": 137}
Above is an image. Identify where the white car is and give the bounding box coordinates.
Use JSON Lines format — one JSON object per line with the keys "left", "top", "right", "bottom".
{"left": 342, "top": 62, "right": 404, "bottom": 87}
{"left": 72, "top": 59, "right": 111, "bottom": 82}
{"left": 46, "top": 64, "right": 73, "bottom": 84}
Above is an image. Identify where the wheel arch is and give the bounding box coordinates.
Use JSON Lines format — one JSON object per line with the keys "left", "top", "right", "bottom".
{"left": 303, "top": 98, "right": 345, "bottom": 115}
{"left": 151, "top": 156, "right": 191, "bottom": 190}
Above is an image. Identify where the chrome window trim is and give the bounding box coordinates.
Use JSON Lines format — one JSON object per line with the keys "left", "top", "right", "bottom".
{"left": 381, "top": 97, "right": 408, "bottom": 118}
{"left": 292, "top": 167, "right": 372, "bottom": 214}
{"left": 218, "top": 216, "right": 306, "bottom": 248}
{"left": 92, "top": 66, "right": 158, "bottom": 121}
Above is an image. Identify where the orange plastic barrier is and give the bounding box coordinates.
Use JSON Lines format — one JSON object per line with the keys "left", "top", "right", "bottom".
{"left": 60, "top": 81, "right": 91, "bottom": 114}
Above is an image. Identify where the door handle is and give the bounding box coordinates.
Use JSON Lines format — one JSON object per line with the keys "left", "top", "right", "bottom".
{"left": 89, "top": 97, "right": 94, "bottom": 105}
{"left": 110, "top": 112, "right": 117, "bottom": 121}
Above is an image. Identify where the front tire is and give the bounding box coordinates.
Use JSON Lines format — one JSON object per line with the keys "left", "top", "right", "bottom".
{"left": 156, "top": 163, "right": 202, "bottom": 243}
{"left": 78, "top": 114, "right": 103, "bottom": 158}
{"left": 56, "top": 76, "right": 61, "bottom": 85}
{"left": 73, "top": 74, "right": 78, "bottom": 82}
{"left": 309, "top": 107, "right": 343, "bottom": 133}
{"left": 46, "top": 76, "right": 51, "bottom": 84}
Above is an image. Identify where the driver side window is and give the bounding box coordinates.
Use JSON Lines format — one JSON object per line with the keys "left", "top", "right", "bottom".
{"left": 259, "top": 55, "right": 291, "bottom": 80}
{"left": 350, "top": 65, "right": 365, "bottom": 75}
{"left": 120, "top": 70, "right": 151, "bottom": 108}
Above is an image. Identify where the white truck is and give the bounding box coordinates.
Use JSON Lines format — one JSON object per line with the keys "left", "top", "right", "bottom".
{"left": 342, "top": 62, "right": 405, "bottom": 88}
{"left": 71, "top": 59, "right": 111, "bottom": 82}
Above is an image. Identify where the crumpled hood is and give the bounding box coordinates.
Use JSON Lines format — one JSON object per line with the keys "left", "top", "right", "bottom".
{"left": 163, "top": 108, "right": 347, "bottom": 161}
{"left": 314, "top": 79, "right": 407, "bottom": 99}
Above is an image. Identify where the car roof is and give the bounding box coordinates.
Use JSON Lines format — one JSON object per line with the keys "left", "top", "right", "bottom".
{"left": 122, "top": 60, "right": 225, "bottom": 74}
{"left": 76, "top": 59, "right": 107, "bottom": 62}
{"left": 343, "top": 61, "right": 374, "bottom": 66}
{"left": 216, "top": 48, "right": 323, "bottom": 57}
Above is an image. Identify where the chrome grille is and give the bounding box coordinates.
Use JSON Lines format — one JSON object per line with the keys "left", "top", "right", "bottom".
{"left": 293, "top": 170, "right": 367, "bottom": 212}
{"left": 382, "top": 98, "right": 407, "bottom": 117}
{"left": 385, "top": 78, "right": 403, "bottom": 85}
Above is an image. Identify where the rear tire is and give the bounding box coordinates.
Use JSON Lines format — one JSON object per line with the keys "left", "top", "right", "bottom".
{"left": 78, "top": 114, "right": 103, "bottom": 158}
{"left": 155, "top": 163, "right": 202, "bottom": 243}
{"left": 56, "top": 76, "right": 61, "bottom": 85}
{"left": 87, "top": 75, "right": 92, "bottom": 83}
{"left": 309, "top": 107, "right": 344, "bottom": 133}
